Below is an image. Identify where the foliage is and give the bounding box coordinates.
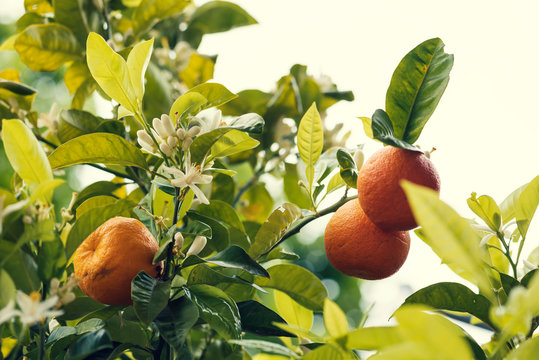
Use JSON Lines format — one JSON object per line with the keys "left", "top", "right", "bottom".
{"left": 0, "top": 2, "right": 537, "bottom": 360}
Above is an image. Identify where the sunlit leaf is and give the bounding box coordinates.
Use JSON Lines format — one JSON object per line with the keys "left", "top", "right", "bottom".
{"left": 48, "top": 133, "right": 148, "bottom": 170}
{"left": 274, "top": 290, "right": 313, "bottom": 332}
{"left": 127, "top": 38, "right": 154, "bottom": 102}
{"left": 297, "top": 103, "right": 323, "bottom": 188}
{"left": 283, "top": 162, "right": 311, "bottom": 209}
{"left": 211, "top": 129, "right": 259, "bottom": 159}
{"left": 255, "top": 264, "right": 328, "bottom": 311}
{"left": 303, "top": 344, "right": 346, "bottom": 360}
{"left": 180, "top": 53, "right": 215, "bottom": 89}
{"left": 86, "top": 32, "right": 138, "bottom": 113}
{"left": 500, "top": 182, "right": 528, "bottom": 225}
{"left": 2, "top": 119, "right": 53, "bottom": 191}
{"left": 402, "top": 181, "right": 494, "bottom": 300}
{"left": 188, "top": 1, "right": 257, "bottom": 35}
{"left": 24, "top": 0, "right": 53, "bottom": 14}
{"left": 467, "top": 193, "right": 502, "bottom": 231}
{"left": 386, "top": 37, "right": 454, "bottom": 144}
{"left": 187, "top": 82, "right": 237, "bottom": 109}
{"left": 323, "top": 298, "right": 348, "bottom": 338}
{"left": 169, "top": 92, "right": 207, "bottom": 123}
{"left": 14, "top": 24, "right": 80, "bottom": 72}
{"left": 0, "top": 269, "right": 16, "bottom": 308}
{"left": 506, "top": 337, "right": 539, "bottom": 360}
{"left": 344, "top": 326, "right": 404, "bottom": 351}
{"left": 248, "top": 203, "right": 302, "bottom": 259}
{"left": 326, "top": 171, "right": 346, "bottom": 194}
{"left": 132, "top": 0, "right": 191, "bottom": 36}
{"left": 515, "top": 175, "right": 539, "bottom": 237}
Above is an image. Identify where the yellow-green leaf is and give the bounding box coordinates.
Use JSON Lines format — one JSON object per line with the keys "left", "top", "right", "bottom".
{"left": 24, "top": 0, "right": 54, "bottom": 14}
{"left": 14, "top": 24, "right": 81, "bottom": 72}
{"left": 169, "top": 92, "right": 207, "bottom": 123}
{"left": 326, "top": 171, "right": 345, "bottom": 194}
{"left": 359, "top": 116, "right": 374, "bottom": 139}
{"left": 2, "top": 119, "right": 53, "bottom": 191}
{"left": 344, "top": 326, "right": 404, "bottom": 351}
{"left": 323, "top": 298, "right": 348, "bottom": 338}
{"left": 506, "top": 337, "right": 539, "bottom": 360}
{"left": 180, "top": 53, "right": 215, "bottom": 89}
{"left": 132, "top": 0, "right": 191, "bottom": 36}
{"left": 515, "top": 175, "right": 539, "bottom": 237}
{"left": 64, "top": 60, "right": 91, "bottom": 94}
{"left": 303, "top": 344, "right": 346, "bottom": 360}
{"left": 467, "top": 193, "right": 502, "bottom": 232}
{"left": 274, "top": 290, "right": 313, "bottom": 332}
{"left": 210, "top": 130, "right": 259, "bottom": 159}
{"left": 127, "top": 38, "right": 154, "bottom": 102}
{"left": 0, "top": 34, "right": 17, "bottom": 51}
{"left": 86, "top": 32, "right": 138, "bottom": 113}
{"left": 402, "top": 181, "right": 494, "bottom": 301}
{"left": 297, "top": 103, "right": 323, "bottom": 188}
{"left": 27, "top": 179, "right": 65, "bottom": 204}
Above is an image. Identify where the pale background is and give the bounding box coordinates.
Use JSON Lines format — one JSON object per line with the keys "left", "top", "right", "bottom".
{"left": 2, "top": 0, "right": 539, "bottom": 342}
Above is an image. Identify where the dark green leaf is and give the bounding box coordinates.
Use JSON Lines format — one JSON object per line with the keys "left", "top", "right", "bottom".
{"left": 185, "top": 284, "right": 241, "bottom": 340}
{"left": 386, "top": 37, "right": 454, "bottom": 144}
{"left": 187, "top": 264, "right": 266, "bottom": 293}
{"left": 37, "top": 237, "right": 66, "bottom": 282}
{"left": 255, "top": 264, "right": 328, "bottom": 311}
{"left": 186, "top": 211, "right": 229, "bottom": 252}
{"left": 49, "top": 133, "right": 148, "bottom": 170}
{"left": 132, "top": 271, "right": 171, "bottom": 324}
{"left": 0, "top": 79, "right": 36, "bottom": 95}
{"left": 336, "top": 148, "right": 355, "bottom": 169}
{"left": 53, "top": 0, "right": 104, "bottom": 45}
{"left": 182, "top": 219, "right": 213, "bottom": 239}
{"left": 154, "top": 296, "right": 199, "bottom": 351}
{"left": 499, "top": 272, "right": 520, "bottom": 295}
{"left": 65, "top": 329, "right": 113, "bottom": 360}
{"left": 75, "top": 318, "right": 106, "bottom": 335}
{"left": 228, "top": 340, "right": 299, "bottom": 359}
{"left": 365, "top": 109, "right": 420, "bottom": 151}
{"left": 237, "top": 300, "right": 293, "bottom": 337}
{"left": 188, "top": 1, "right": 257, "bottom": 35}
{"left": 153, "top": 240, "right": 173, "bottom": 264}
{"left": 521, "top": 269, "right": 538, "bottom": 287}
{"left": 401, "top": 282, "right": 494, "bottom": 329}
{"left": 56, "top": 296, "right": 105, "bottom": 321}
{"left": 58, "top": 109, "right": 116, "bottom": 143}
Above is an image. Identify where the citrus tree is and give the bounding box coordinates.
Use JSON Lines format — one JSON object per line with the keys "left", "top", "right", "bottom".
{"left": 0, "top": 1, "right": 538, "bottom": 359}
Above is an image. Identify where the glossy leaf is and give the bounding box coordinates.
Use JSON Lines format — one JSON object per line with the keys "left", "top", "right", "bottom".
{"left": 186, "top": 284, "right": 241, "bottom": 340}
{"left": 65, "top": 329, "right": 113, "bottom": 360}
{"left": 187, "top": 264, "right": 266, "bottom": 294}
{"left": 211, "top": 129, "right": 259, "bottom": 159}
{"left": 326, "top": 171, "right": 346, "bottom": 194}
{"left": 0, "top": 79, "right": 36, "bottom": 95}
{"left": 187, "top": 82, "right": 238, "bottom": 109}
{"left": 2, "top": 119, "right": 52, "bottom": 191}
{"left": 65, "top": 199, "right": 135, "bottom": 258}
{"left": 323, "top": 298, "right": 349, "bottom": 338}
{"left": 187, "top": 211, "right": 229, "bottom": 252}
{"left": 401, "top": 282, "right": 494, "bottom": 329}
{"left": 188, "top": 1, "right": 257, "bottom": 35}
{"left": 48, "top": 133, "right": 148, "bottom": 170}
{"left": 336, "top": 149, "right": 358, "bottom": 188}
{"left": 198, "top": 200, "right": 245, "bottom": 231}
{"left": 344, "top": 326, "right": 404, "bottom": 350}
{"left": 126, "top": 38, "right": 154, "bottom": 102}
{"left": 132, "top": 0, "right": 191, "bottom": 36}
{"left": 364, "top": 109, "right": 420, "bottom": 151}
{"left": 402, "top": 181, "right": 494, "bottom": 300}
{"left": 227, "top": 113, "right": 265, "bottom": 133}
{"left": 467, "top": 193, "right": 502, "bottom": 231}
{"left": 169, "top": 92, "right": 207, "bottom": 123}
{"left": 255, "top": 264, "right": 327, "bottom": 311}
{"left": 180, "top": 53, "right": 215, "bottom": 88}
{"left": 131, "top": 271, "right": 171, "bottom": 325}
{"left": 297, "top": 103, "right": 323, "bottom": 187}
{"left": 274, "top": 290, "right": 313, "bottom": 331}
{"left": 248, "top": 203, "right": 302, "bottom": 259}
{"left": 154, "top": 296, "right": 199, "bottom": 351}
{"left": 237, "top": 300, "right": 293, "bottom": 337}
{"left": 14, "top": 24, "right": 80, "bottom": 71}
{"left": 182, "top": 245, "right": 269, "bottom": 278}
{"left": 386, "top": 37, "right": 454, "bottom": 143}
{"left": 181, "top": 219, "right": 212, "bottom": 239}
{"left": 228, "top": 340, "right": 299, "bottom": 359}
{"left": 86, "top": 32, "right": 138, "bottom": 113}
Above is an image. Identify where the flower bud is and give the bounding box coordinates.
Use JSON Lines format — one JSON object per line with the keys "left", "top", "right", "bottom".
{"left": 160, "top": 143, "right": 173, "bottom": 156}
{"left": 186, "top": 235, "right": 207, "bottom": 257}
{"left": 176, "top": 128, "right": 186, "bottom": 140}
{"left": 182, "top": 137, "right": 193, "bottom": 150}
{"left": 187, "top": 126, "right": 201, "bottom": 137}
{"left": 353, "top": 149, "right": 364, "bottom": 171}
{"left": 153, "top": 118, "right": 168, "bottom": 140}
{"left": 23, "top": 215, "right": 33, "bottom": 224}
{"left": 161, "top": 114, "right": 176, "bottom": 136}
{"left": 167, "top": 136, "right": 178, "bottom": 148}
{"left": 174, "top": 232, "right": 184, "bottom": 249}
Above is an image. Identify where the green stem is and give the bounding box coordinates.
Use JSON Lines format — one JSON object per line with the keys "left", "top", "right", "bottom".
{"left": 496, "top": 231, "right": 518, "bottom": 278}
{"left": 263, "top": 195, "right": 357, "bottom": 256}
{"left": 162, "top": 188, "right": 185, "bottom": 280}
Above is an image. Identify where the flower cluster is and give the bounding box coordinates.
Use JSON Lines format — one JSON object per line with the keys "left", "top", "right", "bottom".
{"left": 0, "top": 292, "right": 63, "bottom": 326}
{"left": 50, "top": 275, "right": 78, "bottom": 306}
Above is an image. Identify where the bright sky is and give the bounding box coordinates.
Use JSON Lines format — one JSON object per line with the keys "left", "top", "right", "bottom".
{"left": 3, "top": 0, "right": 538, "bottom": 340}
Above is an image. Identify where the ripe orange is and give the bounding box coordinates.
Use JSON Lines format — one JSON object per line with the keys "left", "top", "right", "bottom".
{"left": 357, "top": 146, "right": 440, "bottom": 231}
{"left": 73, "top": 217, "right": 162, "bottom": 306}
{"left": 324, "top": 200, "right": 410, "bottom": 280}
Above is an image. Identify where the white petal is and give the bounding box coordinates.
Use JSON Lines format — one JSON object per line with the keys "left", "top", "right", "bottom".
{"left": 137, "top": 130, "right": 153, "bottom": 145}
{"left": 162, "top": 166, "right": 185, "bottom": 178}
{"left": 189, "top": 184, "right": 209, "bottom": 205}
{"left": 161, "top": 114, "right": 176, "bottom": 136}
{"left": 186, "top": 235, "right": 207, "bottom": 257}
{"left": 195, "top": 174, "right": 213, "bottom": 185}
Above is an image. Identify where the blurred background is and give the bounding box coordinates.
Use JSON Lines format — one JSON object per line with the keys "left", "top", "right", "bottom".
{"left": 1, "top": 0, "right": 538, "bottom": 343}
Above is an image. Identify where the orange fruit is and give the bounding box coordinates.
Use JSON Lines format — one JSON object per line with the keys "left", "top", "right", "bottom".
{"left": 357, "top": 146, "right": 440, "bottom": 231}
{"left": 73, "top": 217, "right": 162, "bottom": 306}
{"left": 324, "top": 200, "right": 410, "bottom": 280}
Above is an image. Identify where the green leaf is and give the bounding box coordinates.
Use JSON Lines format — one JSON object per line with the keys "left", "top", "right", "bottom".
{"left": 237, "top": 300, "right": 293, "bottom": 337}
{"left": 132, "top": 0, "right": 191, "bottom": 36}
{"left": 131, "top": 271, "right": 171, "bottom": 325}
{"left": 467, "top": 193, "right": 502, "bottom": 232}
{"left": 169, "top": 92, "right": 207, "bottom": 123}
{"left": 365, "top": 109, "right": 420, "bottom": 151}
{"left": 181, "top": 219, "right": 213, "bottom": 239}
{"left": 75, "top": 318, "right": 106, "bottom": 335}
{"left": 211, "top": 129, "right": 259, "bottom": 159}
{"left": 500, "top": 182, "right": 528, "bottom": 225}
{"left": 188, "top": 1, "right": 257, "bottom": 35}
{"left": 190, "top": 128, "right": 234, "bottom": 164}
{"left": 58, "top": 109, "right": 105, "bottom": 142}
{"left": 86, "top": 32, "right": 138, "bottom": 113}
{"left": 248, "top": 203, "right": 302, "bottom": 259}
{"left": 53, "top": 0, "right": 103, "bottom": 45}
{"left": 275, "top": 290, "right": 313, "bottom": 331}
{"left": 515, "top": 174, "right": 539, "bottom": 237}
{"left": 344, "top": 326, "right": 404, "bottom": 350}
{"left": 227, "top": 113, "right": 265, "bottom": 133}
{"left": 0, "top": 79, "right": 36, "bottom": 96}
{"left": 2, "top": 119, "right": 53, "bottom": 191}
{"left": 0, "top": 241, "right": 40, "bottom": 293}
{"left": 323, "top": 298, "right": 349, "bottom": 338}
{"left": 127, "top": 38, "right": 154, "bottom": 102}
{"left": 187, "top": 264, "right": 266, "bottom": 294}
{"left": 65, "top": 199, "right": 136, "bottom": 259}
{"left": 283, "top": 162, "right": 311, "bottom": 209}
{"left": 154, "top": 296, "right": 199, "bottom": 351}
{"left": 187, "top": 82, "right": 238, "bottom": 109}
{"left": 65, "top": 329, "right": 113, "bottom": 360}
{"left": 400, "top": 282, "right": 494, "bottom": 329}
{"left": 0, "top": 269, "right": 15, "bottom": 308}
{"left": 506, "top": 337, "right": 539, "bottom": 360}
{"left": 227, "top": 340, "right": 299, "bottom": 359}
{"left": 326, "top": 172, "right": 346, "bottom": 194}
{"left": 297, "top": 102, "right": 323, "bottom": 188}
{"left": 183, "top": 245, "right": 269, "bottom": 278}
{"left": 386, "top": 37, "right": 454, "bottom": 143}
{"left": 186, "top": 284, "right": 241, "bottom": 340}
{"left": 337, "top": 149, "right": 358, "bottom": 188}
{"left": 74, "top": 181, "right": 123, "bottom": 209}
{"left": 187, "top": 211, "right": 229, "bottom": 252}
{"left": 303, "top": 344, "right": 345, "bottom": 360}
{"left": 48, "top": 133, "right": 148, "bottom": 170}
{"left": 14, "top": 24, "right": 81, "bottom": 71}
{"left": 402, "top": 181, "right": 494, "bottom": 301}
{"left": 255, "top": 264, "right": 328, "bottom": 311}
{"left": 37, "top": 237, "right": 66, "bottom": 282}
{"left": 198, "top": 200, "right": 245, "bottom": 231}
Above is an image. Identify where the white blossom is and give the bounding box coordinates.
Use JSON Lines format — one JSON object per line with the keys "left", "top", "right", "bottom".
{"left": 38, "top": 103, "right": 59, "bottom": 136}
{"left": 191, "top": 108, "right": 224, "bottom": 134}
{"left": 174, "top": 232, "right": 184, "bottom": 249}
{"left": 353, "top": 149, "right": 364, "bottom": 171}
{"left": 153, "top": 114, "right": 176, "bottom": 140}
{"left": 137, "top": 130, "right": 158, "bottom": 154}
{"left": 50, "top": 275, "right": 78, "bottom": 306}
{"left": 163, "top": 163, "right": 212, "bottom": 205}
{"left": 0, "top": 300, "right": 19, "bottom": 324}
{"left": 15, "top": 292, "right": 63, "bottom": 325}
{"left": 186, "top": 235, "right": 207, "bottom": 257}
